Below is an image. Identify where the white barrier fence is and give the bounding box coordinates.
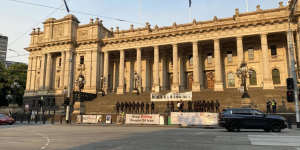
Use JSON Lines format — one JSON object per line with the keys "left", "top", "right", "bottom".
{"left": 170, "top": 112, "right": 218, "bottom": 126}
{"left": 125, "top": 114, "right": 160, "bottom": 125}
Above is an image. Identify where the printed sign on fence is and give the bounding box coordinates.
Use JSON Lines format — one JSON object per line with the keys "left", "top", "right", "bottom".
{"left": 151, "top": 91, "right": 192, "bottom": 101}
{"left": 81, "top": 115, "right": 102, "bottom": 124}
{"left": 170, "top": 112, "right": 218, "bottom": 126}
{"left": 125, "top": 114, "right": 160, "bottom": 125}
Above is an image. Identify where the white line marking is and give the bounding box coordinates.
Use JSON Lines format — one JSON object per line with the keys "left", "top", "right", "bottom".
{"left": 36, "top": 133, "right": 50, "bottom": 150}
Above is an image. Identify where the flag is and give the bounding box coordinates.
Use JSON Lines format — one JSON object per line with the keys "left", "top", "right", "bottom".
{"left": 63, "top": 0, "right": 70, "bottom": 13}
{"left": 189, "top": 0, "right": 192, "bottom": 7}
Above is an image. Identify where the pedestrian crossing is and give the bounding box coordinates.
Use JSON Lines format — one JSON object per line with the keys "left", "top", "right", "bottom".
{"left": 248, "top": 134, "right": 300, "bottom": 147}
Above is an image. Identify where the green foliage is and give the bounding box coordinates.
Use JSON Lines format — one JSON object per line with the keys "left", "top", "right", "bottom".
{"left": 0, "top": 62, "right": 27, "bottom": 106}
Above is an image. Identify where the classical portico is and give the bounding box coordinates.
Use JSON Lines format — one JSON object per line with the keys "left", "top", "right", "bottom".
{"left": 24, "top": 2, "right": 300, "bottom": 100}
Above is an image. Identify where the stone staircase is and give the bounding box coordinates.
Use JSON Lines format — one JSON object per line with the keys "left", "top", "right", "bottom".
{"left": 84, "top": 87, "right": 296, "bottom": 114}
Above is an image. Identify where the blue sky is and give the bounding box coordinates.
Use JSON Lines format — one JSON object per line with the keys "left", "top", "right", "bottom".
{"left": 0, "top": 0, "right": 287, "bottom": 63}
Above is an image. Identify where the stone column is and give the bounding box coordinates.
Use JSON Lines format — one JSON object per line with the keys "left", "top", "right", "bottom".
{"left": 261, "top": 33, "right": 274, "bottom": 89}
{"left": 136, "top": 48, "right": 142, "bottom": 92}
{"left": 60, "top": 51, "right": 65, "bottom": 89}
{"left": 39, "top": 54, "right": 46, "bottom": 90}
{"left": 296, "top": 31, "right": 300, "bottom": 75}
{"left": 161, "top": 55, "right": 168, "bottom": 91}
{"left": 153, "top": 46, "right": 160, "bottom": 93}
{"left": 103, "top": 51, "right": 109, "bottom": 93}
{"left": 192, "top": 41, "right": 200, "bottom": 92}
{"left": 172, "top": 44, "right": 180, "bottom": 92}
{"left": 30, "top": 56, "right": 36, "bottom": 91}
{"left": 237, "top": 36, "right": 244, "bottom": 67}
{"left": 198, "top": 46, "right": 204, "bottom": 89}
{"left": 117, "top": 50, "right": 125, "bottom": 94}
{"left": 25, "top": 56, "right": 32, "bottom": 91}
{"left": 214, "top": 39, "right": 224, "bottom": 91}
{"left": 45, "top": 53, "right": 52, "bottom": 90}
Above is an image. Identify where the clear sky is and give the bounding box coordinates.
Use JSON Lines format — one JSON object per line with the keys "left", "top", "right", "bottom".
{"left": 0, "top": 0, "right": 288, "bottom": 64}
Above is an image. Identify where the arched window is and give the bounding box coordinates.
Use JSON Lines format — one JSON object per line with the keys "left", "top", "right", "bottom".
{"left": 272, "top": 69, "right": 281, "bottom": 84}
{"left": 227, "top": 72, "right": 235, "bottom": 87}
{"left": 249, "top": 69, "right": 257, "bottom": 85}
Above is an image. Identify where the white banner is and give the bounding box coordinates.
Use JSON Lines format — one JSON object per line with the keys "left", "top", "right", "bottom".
{"left": 81, "top": 115, "right": 102, "bottom": 124}
{"left": 171, "top": 112, "right": 218, "bottom": 126}
{"left": 151, "top": 91, "right": 192, "bottom": 101}
{"left": 125, "top": 114, "right": 160, "bottom": 125}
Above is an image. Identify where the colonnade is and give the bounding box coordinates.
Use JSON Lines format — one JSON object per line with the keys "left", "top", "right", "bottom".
{"left": 103, "top": 33, "right": 279, "bottom": 94}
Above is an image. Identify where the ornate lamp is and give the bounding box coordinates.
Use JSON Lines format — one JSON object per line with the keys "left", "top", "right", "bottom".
{"left": 236, "top": 62, "right": 253, "bottom": 107}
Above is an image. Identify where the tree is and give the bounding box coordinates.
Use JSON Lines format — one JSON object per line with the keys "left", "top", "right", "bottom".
{"left": 0, "top": 62, "right": 27, "bottom": 106}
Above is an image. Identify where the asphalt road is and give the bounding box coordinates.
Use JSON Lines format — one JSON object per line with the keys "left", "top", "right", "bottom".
{"left": 1, "top": 124, "right": 300, "bottom": 150}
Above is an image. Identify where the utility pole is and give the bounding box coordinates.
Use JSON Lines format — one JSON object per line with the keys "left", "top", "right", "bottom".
{"left": 288, "top": 0, "right": 300, "bottom": 128}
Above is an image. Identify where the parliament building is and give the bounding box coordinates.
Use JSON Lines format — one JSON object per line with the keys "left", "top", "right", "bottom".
{"left": 24, "top": 1, "right": 300, "bottom": 112}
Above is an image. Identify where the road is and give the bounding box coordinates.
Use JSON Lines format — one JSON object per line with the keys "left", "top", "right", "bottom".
{"left": 1, "top": 124, "right": 300, "bottom": 150}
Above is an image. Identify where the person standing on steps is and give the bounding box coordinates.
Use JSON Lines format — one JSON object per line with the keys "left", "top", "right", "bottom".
{"left": 215, "top": 100, "right": 220, "bottom": 113}
{"left": 136, "top": 102, "right": 140, "bottom": 114}
{"left": 116, "top": 101, "right": 120, "bottom": 113}
{"left": 272, "top": 99, "right": 277, "bottom": 113}
{"left": 188, "top": 101, "right": 192, "bottom": 112}
{"left": 146, "top": 102, "right": 150, "bottom": 114}
{"left": 120, "top": 102, "right": 124, "bottom": 112}
{"left": 128, "top": 101, "right": 132, "bottom": 113}
{"left": 132, "top": 101, "right": 136, "bottom": 114}
{"left": 141, "top": 102, "right": 144, "bottom": 113}
{"left": 170, "top": 101, "right": 174, "bottom": 112}
{"left": 151, "top": 102, "right": 155, "bottom": 114}
{"left": 266, "top": 100, "right": 271, "bottom": 114}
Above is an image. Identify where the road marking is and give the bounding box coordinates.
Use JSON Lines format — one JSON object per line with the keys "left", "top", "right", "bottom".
{"left": 36, "top": 133, "right": 50, "bottom": 150}
{"left": 248, "top": 135, "right": 300, "bottom": 147}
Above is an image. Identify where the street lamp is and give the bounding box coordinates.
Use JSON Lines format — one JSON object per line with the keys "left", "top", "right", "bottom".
{"left": 236, "top": 62, "right": 253, "bottom": 108}
{"left": 236, "top": 62, "right": 252, "bottom": 98}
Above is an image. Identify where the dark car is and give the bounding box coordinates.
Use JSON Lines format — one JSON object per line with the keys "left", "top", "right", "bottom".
{"left": 0, "top": 114, "right": 15, "bottom": 125}
{"left": 219, "top": 108, "right": 287, "bottom": 132}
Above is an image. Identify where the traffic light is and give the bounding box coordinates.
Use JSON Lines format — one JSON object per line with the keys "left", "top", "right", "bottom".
{"left": 287, "top": 78, "right": 294, "bottom": 90}
{"left": 287, "top": 90, "right": 295, "bottom": 102}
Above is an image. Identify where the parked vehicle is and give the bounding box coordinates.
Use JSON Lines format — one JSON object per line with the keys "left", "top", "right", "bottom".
{"left": 219, "top": 108, "right": 287, "bottom": 132}
{"left": 0, "top": 114, "right": 15, "bottom": 125}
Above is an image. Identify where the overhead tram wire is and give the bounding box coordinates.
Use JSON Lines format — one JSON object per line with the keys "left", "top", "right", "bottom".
{"left": 5, "top": 0, "right": 144, "bottom": 25}
{"left": 6, "top": 3, "right": 65, "bottom": 60}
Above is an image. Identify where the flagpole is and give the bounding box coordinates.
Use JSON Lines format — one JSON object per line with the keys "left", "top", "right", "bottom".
{"left": 189, "top": 7, "right": 192, "bottom": 22}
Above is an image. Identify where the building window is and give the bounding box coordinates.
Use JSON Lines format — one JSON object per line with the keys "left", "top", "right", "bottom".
{"left": 227, "top": 72, "right": 235, "bottom": 87}
{"left": 59, "top": 58, "right": 62, "bottom": 66}
{"left": 207, "top": 53, "right": 213, "bottom": 64}
{"left": 248, "top": 48, "right": 254, "bottom": 60}
{"left": 57, "top": 77, "right": 60, "bottom": 88}
{"left": 80, "top": 56, "right": 84, "bottom": 65}
{"left": 249, "top": 69, "right": 257, "bottom": 85}
{"left": 189, "top": 56, "right": 193, "bottom": 65}
{"left": 272, "top": 69, "right": 281, "bottom": 84}
{"left": 227, "top": 51, "right": 233, "bottom": 63}
{"left": 270, "top": 45, "right": 277, "bottom": 56}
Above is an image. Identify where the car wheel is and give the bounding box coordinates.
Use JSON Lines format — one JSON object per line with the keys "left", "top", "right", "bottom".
{"left": 226, "top": 127, "right": 233, "bottom": 132}
{"left": 271, "top": 123, "right": 281, "bottom": 132}
{"left": 229, "top": 122, "right": 240, "bottom": 132}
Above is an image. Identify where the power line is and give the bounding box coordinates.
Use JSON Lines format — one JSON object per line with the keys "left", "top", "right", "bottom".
{"left": 5, "top": 0, "right": 144, "bottom": 25}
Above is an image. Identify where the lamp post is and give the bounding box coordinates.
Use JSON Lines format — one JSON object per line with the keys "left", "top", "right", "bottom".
{"left": 236, "top": 62, "right": 253, "bottom": 107}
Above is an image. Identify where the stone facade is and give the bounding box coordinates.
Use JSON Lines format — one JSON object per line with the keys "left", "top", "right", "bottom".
{"left": 25, "top": 2, "right": 300, "bottom": 101}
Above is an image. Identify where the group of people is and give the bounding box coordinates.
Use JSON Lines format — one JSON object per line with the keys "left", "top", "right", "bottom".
{"left": 167, "top": 100, "right": 220, "bottom": 113}
{"left": 266, "top": 99, "right": 277, "bottom": 113}
{"left": 115, "top": 101, "right": 155, "bottom": 114}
